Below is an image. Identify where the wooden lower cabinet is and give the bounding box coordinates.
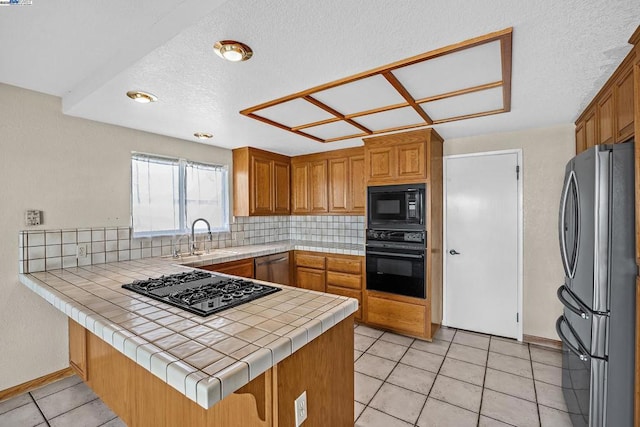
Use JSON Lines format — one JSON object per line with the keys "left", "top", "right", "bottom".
{"left": 294, "top": 251, "right": 364, "bottom": 322}
{"left": 200, "top": 258, "right": 254, "bottom": 278}
{"left": 70, "top": 315, "right": 354, "bottom": 427}
{"left": 296, "top": 267, "right": 325, "bottom": 292}
{"left": 366, "top": 294, "right": 426, "bottom": 337}
{"left": 327, "top": 285, "right": 362, "bottom": 320}
{"left": 68, "top": 318, "right": 88, "bottom": 381}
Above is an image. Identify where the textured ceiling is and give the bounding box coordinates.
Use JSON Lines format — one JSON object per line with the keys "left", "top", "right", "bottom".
{"left": 1, "top": 0, "right": 639, "bottom": 155}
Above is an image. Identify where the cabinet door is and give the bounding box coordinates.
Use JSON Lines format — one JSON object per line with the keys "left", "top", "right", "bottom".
{"left": 309, "top": 160, "right": 328, "bottom": 213}
{"left": 367, "top": 146, "right": 394, "bottom": 181}
{"left": 396, "top": 141, "right": 426, "bottom": 179}
{"left": 575, "top": 122, "right": 586, "bottom": 154}
{"left": 328, "top": 158, "right": 349, "bottom": 213}
{"left": 584, "top": 108, "right": 598, "bottom": 149}
{"left": 296, "top": 267, "right": 325, "bottom": 292}
{"left": 367, "top": 295, "right": 425, "bottom": 336}
{"left": 598, "top": 89, "right": 614, "bottom": 145}
{"left": 291, "top": 162, "right": 310, "bottom": 213}
{"left": 273, "top": 160, "right": 291, "bottom": 214}
{"left": 614, "top": 67, "right": 634, "bottom": 142}
{"left": 349, "top": 155, "right": 366, "bottom": 213}
{"left": 250, "top": 156, "right": 273, "bottom": 215}
{"left": 69, "top": 318, "right": 88, "bottom": 381}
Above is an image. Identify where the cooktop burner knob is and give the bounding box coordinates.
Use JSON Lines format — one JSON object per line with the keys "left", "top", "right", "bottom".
{"left": 208, "top": 300, "right": 214, "bottom": 307}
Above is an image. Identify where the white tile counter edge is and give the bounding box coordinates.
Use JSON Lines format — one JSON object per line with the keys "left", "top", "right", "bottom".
{"left": 18, "top": 263, "right": 358, "bottom": 409}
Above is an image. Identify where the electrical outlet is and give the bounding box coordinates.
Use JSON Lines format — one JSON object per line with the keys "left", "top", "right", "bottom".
{"left": 77, "top": 244, "right": 88, "bottom": 259}
{"left": 25, "top": 210, "right": 41, "bottom": 226}
{"left": 294, "top": 390, "right": 307, "bottom": 427}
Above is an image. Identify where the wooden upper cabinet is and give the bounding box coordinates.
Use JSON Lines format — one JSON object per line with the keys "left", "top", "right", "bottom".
{"left": 575, "top": 122, "right": 587, "bottom": 154}
{"left": 251, "top": 155, "right": 274, "bottom": 214}
{"left": 232, "top": 147, "right": 290, "bottom": 216}
{"left": 291, "top": 162, "right": 310, "bottom": 214}
{"left": 366, "top": 146, "right": 395, "bottom": 181}
{"left": 291, "top": 159, "right": 327, "bottom": 214}
{"left": 349, "top": 155, "right": 366, "bottom": 213}
{"left": 328, "top": 158, "right": 349, "bottom": 213}
{"left": 273, "top": 160, "right": 291, "bottom": 214}
{"left": 584, "top": 108, "right": 598, "bottom": 150}
{"left": 598, "top": 88, "right": 615, "bottom": 145}
{"left": 364, "top": 128, "right": 441, "bottom": 185}
{"left": 291, "top": 147, "right": 364, "bottom": 215}
{"left": 397, "top": 141, "right": 426, "bottom": 179}
{"left": 309, "top": 160, "right": 328, "bottom": 213}
{"left": 575, "top": 47, "right": 636, "bottom": 153}
{"left": 614, "top": 66, "right": 635, "bottom": 142}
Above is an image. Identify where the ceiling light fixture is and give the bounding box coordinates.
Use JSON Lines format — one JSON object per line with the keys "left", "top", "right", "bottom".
{"left": 193, "top": 132, "right": 213, "bottom": 139}
{"left": 126, "top": 90, "right": 158, "bottom": 104}
{"left": 214, "top": 40, "right": 253, "bottom": 62}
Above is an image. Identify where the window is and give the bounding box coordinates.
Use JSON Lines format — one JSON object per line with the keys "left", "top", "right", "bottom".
{"left": 131, "top": 153, "right": 229, "bottom": 237}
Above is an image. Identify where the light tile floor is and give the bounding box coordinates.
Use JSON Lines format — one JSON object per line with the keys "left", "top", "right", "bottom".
{"left": 0, "top": 325, "right": 572, "bottom": 427}
{"left": 354, "top": 324, "right": 573, "bottom": 427}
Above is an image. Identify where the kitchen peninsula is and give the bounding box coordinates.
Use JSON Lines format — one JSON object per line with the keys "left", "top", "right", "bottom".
{"left": 19, "top": 250, "right": 358, "bottom": 427}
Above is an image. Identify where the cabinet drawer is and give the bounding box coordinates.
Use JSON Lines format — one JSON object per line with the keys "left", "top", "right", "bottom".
{"left": 200, "top": 258, "right": 254, "bottom": 278}
{"left": 326, "top": 271, "right": 361, "bottom": 290}
{"left": 326, "top": 285, "right": 361, "bottom": 321}
{"left": 326, "top": 256, "right": 362, "bottom": 274}
{"left": 367, "top": 295, "right": 425, "bottom": 335}
{"left": 295, "top": 253, "right": 326, "bottom": 269}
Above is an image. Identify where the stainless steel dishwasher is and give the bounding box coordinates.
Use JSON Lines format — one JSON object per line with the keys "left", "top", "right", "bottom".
{"left": 254, "top": 252, "right": 290, "bottom": 285}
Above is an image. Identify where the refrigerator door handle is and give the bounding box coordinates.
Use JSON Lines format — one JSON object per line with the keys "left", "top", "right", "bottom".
{"left": 556, "top": 315, "right": 590, "bottom": 361}
{"left": 559, "top": 170, "right": 579, "bottom": 278}
{"left": 557, "top": 284, "right": 590, "bottom": 319}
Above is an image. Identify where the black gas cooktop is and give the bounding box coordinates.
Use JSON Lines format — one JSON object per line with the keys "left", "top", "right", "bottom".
{"left": 122, "top": 270, "right": 281, "bottom": 317}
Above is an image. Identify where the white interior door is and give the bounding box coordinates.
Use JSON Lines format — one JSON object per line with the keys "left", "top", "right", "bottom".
{"left": 444, "top": 151, "right": 521, "bottom": 339}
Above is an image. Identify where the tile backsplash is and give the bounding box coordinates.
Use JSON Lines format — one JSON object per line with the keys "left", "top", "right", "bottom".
{"left": 19, "top": 215, "right": 364, "bottom": 273}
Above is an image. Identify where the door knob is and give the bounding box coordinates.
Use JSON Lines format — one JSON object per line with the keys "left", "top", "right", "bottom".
{"left": 449, "top": 249, "right": 461, "bottom": 255}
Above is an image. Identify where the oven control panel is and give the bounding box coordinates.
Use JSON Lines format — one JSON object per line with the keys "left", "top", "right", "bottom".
{"left": 366, "top": 229, "right": 425, "bottom": 244}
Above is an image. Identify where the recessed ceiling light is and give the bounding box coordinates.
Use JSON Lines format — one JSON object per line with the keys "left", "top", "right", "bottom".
{"left": 193, "top": 132, "right": 213, "bottom": 139}
{"left": 126, "top": 90, "right": 158, "bottom": 104}
{"left": 213, "top": 40, "right": 253, "bottom": 62}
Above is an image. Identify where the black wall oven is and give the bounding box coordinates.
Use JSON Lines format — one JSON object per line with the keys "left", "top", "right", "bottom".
{"left": 366, "top": 230, "right": 426, "bottom": 299}
{"left": 368, "top": 184, "right": 425, "bottom": 230}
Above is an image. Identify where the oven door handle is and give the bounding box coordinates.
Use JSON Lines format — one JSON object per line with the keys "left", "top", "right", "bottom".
{"left": 366, "top": 251, "right": 424, "bottom": 259}
{"left": 555, "top": 315, "right": 589, "bottom": 362}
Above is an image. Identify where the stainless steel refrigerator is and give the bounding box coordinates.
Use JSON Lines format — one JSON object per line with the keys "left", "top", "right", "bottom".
{"left": 556, "top": 141, "right": 636, "bottom": 426}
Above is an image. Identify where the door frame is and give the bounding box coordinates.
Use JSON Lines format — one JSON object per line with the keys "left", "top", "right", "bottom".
{"left": 442, "top": 149, "right": 524, "bottom": 341}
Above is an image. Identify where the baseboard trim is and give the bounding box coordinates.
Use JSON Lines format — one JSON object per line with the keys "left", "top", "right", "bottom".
{"left": 0, "top": 367, "right": 74, "bottom": 402}
{"left": 523, "top": 334, "right": 562, "bottom": 350}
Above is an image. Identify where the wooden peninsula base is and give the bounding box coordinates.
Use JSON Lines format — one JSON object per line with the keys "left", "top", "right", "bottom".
{"left": 69, "top": 315, "right": 354, "bottom": 427}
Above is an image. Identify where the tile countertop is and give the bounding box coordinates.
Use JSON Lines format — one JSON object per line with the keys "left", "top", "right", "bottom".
{"left": 174, "top": 239, "right": 364, "bottom": 267}
{"left": 18, "top": 241, "right": 361, "bottom": 409}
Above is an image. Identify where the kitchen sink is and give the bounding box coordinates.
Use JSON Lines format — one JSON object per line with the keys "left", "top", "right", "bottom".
{"left": 162, "top": 250, "right": 241, "bottom": 263}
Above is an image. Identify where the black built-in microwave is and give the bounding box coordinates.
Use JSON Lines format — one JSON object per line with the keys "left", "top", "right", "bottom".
{"left": 367, "top": 183, "right": 425, "bottom": 230}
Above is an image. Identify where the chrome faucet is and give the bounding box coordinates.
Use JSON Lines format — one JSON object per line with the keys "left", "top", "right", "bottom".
{"left": 191, "top": 218, "right": 212, "bottom": 255}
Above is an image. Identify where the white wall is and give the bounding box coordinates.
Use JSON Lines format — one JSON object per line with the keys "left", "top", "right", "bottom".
{"left": 444, "top": 124, "right": 575, "bottom": 340}
{"left": 0, "top": 83, "right": 232, "bottom": 390}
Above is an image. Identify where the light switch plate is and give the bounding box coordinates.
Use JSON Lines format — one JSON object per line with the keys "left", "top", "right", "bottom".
{"left": 25, "top": 210, "right": 41, "bottom": 226}
{"left": 294, "top": 390, "right": 307, "bottom": 426}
